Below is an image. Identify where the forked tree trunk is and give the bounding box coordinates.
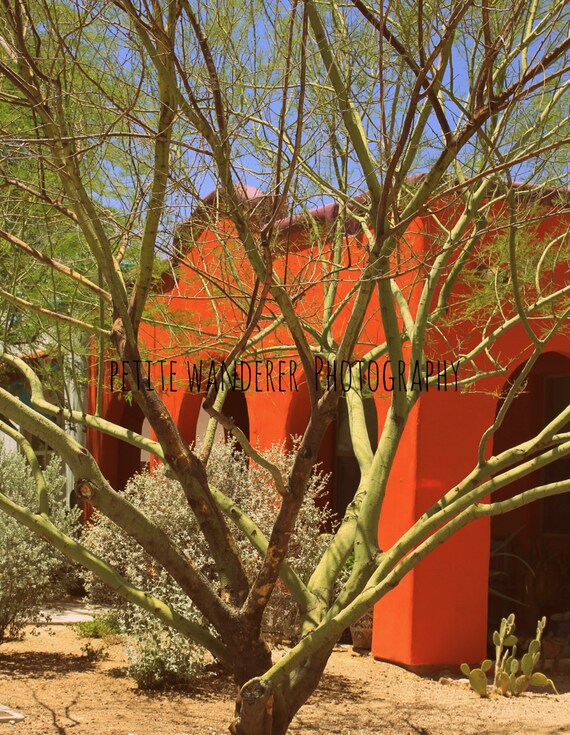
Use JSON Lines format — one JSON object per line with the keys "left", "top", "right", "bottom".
{"left": 230, "top": 680, "right": 281, "bottom": 735}
{"left": 231, "top": 641, "right": 337, "bottom": 735}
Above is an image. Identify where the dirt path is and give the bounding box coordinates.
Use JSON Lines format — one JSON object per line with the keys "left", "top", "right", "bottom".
{"left": 1, "top": 626, "right": 569, "bottom": 735}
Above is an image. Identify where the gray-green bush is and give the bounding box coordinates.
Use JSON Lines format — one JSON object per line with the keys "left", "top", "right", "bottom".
{"left": 82, "top": 439, "right": 333, "bottom": 688}
{"left": 0, "top": 446, "right": 81, "bottom": 640}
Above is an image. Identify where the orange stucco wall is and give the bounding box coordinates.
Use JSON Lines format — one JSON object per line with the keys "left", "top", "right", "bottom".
{"left": 86, "top": 194, "right": 570, "bottom": 668}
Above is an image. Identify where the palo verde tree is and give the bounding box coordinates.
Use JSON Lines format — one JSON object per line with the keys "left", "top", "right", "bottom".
{"left": 0, "top": 0, "right": 569, "bottom": 733}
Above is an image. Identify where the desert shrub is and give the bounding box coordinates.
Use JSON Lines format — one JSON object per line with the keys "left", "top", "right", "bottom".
{"left": 82, "top": 439, "right": 333, "bottom": 687}
{"left": 74, "top": 612, "right": 121, "bottom": 639}
{"left": 122, "top": 598, "right": 206, "bottom": 690}
{"left": 0, "top": 446, "right": 82, "bottom": 640}
{"left": 207, "top": 440, "right": 334, "bottom": 639}
{"left": 82, "top": 466, "right": 211, "bottom": 688}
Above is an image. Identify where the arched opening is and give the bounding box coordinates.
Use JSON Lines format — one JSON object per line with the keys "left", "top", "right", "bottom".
{"left": 489, "top": 352, "right": 570, "bottom": 637}
{"left": 333, "top": 394, "right": 378, "bottom": 521}
{"left": 194, "top": 390, "right": 250, "bottom": 448}
{"left": 195, "top": 403, "right": 224, "bottom": 447}
{"left": 223, "top": 390, "right": 250, "bottom": 442}
{"left": 98, "top": 394, "right": 146, "bottom": 491}
{"left": 285, "top": 380, "right": 310, "bottom": 448}
{"left": 177, "top": 391, "right": 203, "bottom": 447}
{"left": 285, "top": 383, "right": 379, "bottom": 523}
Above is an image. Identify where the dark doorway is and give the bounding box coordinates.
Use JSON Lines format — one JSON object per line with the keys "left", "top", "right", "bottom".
{"left": 99, "top": 395, "right": 146, "bottom": 491}
{"left": 194, "top": 390, "right": 250, "bottom": 449}
{"left": 489, "top": 353, "right": 570, "bottom": 636}
{"left": 223, "top": 390, "right": 250, "bottom": 442}
{"left": 541, "top": 376, "right": 570, "bottom": 535}
{"left": 333, "top": 395, "right": 378, "bottom": 520}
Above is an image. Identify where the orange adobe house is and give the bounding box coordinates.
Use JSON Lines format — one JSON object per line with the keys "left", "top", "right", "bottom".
{"left": 87, "top": 185, "right": 570, "bottom": 670}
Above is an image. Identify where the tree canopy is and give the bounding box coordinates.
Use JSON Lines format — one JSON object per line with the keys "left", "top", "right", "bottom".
{"left": 0, "top": 0, "right": 569, "bottom": 732}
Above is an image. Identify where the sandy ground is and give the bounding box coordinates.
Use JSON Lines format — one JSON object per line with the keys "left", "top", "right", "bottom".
{"left": 1, "top": 626, "right": 569, "bottom": 735}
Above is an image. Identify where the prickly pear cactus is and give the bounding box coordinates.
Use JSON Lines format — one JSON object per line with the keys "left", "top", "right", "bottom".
{"left": 460, "top": 661, "right": 491, "bottom": 697}
{"left": 493, "top": 614, "right": 518, "bottom": 689}
{"left": 489, "top": 614, "right": 559, "bottom": 697}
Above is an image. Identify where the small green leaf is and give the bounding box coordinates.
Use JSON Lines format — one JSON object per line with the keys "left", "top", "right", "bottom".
{"left": 460, "top": 663, "right": 471, "bottom": 676}
{"left": 481, "top": 659, "right": 493, "bottom": 673}
{"left": 504, "top": 635, "right": 518, "bottom": 647}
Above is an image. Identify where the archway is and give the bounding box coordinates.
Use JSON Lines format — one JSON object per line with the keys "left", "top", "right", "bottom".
{"left": 97, "top": 394, "right": 146, "bottom": 491}
{"left": 284, "top": 383, "right": 379, "bottom": 523}
{"left": 194, "top": 390, "right": 250, "bottom": 448}
{"left": 489, "top": 352, "right": 570, "bottom": 636}
{"left": 177, "top": 391, "right": 203, "bottom": 447}
{"left": 333, "top": 394, "right": 378, "bottom": 520}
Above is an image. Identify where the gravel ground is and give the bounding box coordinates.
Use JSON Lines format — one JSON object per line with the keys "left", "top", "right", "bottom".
{"left": 1, "top": 626, "right": 569, "bottom": 735}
